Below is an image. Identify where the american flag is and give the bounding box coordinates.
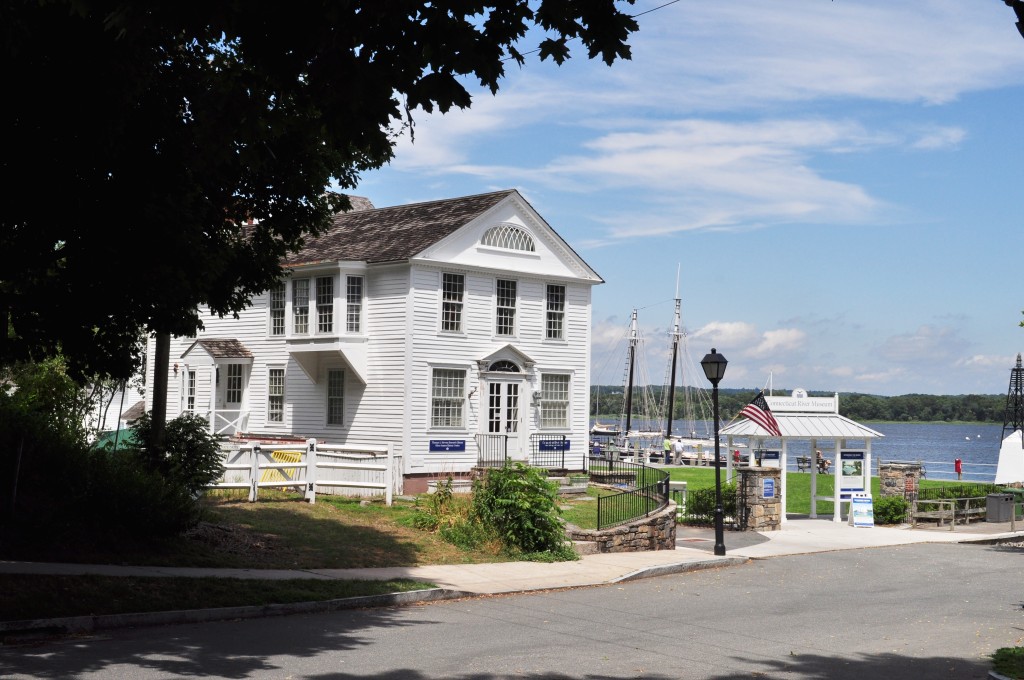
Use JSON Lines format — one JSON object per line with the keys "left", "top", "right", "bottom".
{"left": 740, "top": 391, "right": 782, "bottom": 437}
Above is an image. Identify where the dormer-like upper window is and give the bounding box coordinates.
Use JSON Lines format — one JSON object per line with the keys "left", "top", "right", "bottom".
{"left": 481, "top": 224, "right": 535, "bottom": 252}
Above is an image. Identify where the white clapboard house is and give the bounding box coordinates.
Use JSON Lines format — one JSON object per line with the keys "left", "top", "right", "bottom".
{"left": 143, "top": 189, "right": 602, "bottom": 493}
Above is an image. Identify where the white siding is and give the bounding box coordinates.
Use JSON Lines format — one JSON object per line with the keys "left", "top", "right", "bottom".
{"left": 143, "top": 192, "right": 599, "bottom": 482}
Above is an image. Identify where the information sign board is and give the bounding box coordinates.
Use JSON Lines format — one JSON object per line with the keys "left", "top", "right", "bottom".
{"left": 429, "top": 440, "right": 466, "bottom": 452}
{"left": 850, "top": 493, "right": 874, "bottom": 528}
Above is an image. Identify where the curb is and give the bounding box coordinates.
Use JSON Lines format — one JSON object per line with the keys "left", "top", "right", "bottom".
{"left": 0, "top": 588, "right": 474, "bottom": 640}
{"left": 614, "top": 556, "right": 749, "bottom": 582}
{"left": 0, "top": 557, "right": 744, "bottom": 639}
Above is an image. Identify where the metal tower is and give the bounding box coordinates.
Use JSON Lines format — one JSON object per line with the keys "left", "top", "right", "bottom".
{"left": 1002, "top": 353, "right": 1024, "bottom": 444}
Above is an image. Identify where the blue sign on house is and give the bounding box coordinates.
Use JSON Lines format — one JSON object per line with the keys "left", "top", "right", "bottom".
{"left": 538, "top": 439, "right": 571, "bottom": 451}
{"left": 429, "top": 440, "right": 466, "bottom": 452}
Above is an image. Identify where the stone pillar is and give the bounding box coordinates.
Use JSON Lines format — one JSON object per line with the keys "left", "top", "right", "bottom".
{"left": 879, "top": 462, "right": 922, "bottom": 503}
{"left": 738, "top": 467, "right": 782, "bottom": 531}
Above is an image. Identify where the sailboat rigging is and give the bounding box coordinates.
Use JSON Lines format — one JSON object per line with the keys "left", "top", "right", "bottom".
{"left": 591, "top": 268, "right": 718, "bottom": 462}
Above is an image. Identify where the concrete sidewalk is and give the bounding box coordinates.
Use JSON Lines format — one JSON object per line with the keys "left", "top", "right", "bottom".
{"left": 3, "top": 517, "right": 1022, "bottom": 635}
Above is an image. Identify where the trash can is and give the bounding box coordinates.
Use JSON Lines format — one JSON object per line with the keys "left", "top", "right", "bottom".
{"left": 986, "top": 494, "right": 1013, "bottom": 522}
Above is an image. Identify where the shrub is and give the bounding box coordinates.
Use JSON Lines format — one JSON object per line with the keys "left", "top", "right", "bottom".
{"left": 126, "top": 411, "right": 225, "bottom": 497}
{"left": 472, "top": 462, "right": 570, "bottom": 556}
{"left": 873, "top": 495, "right": 909, "bottom": 525}
{"left": 992, "top": 646, "right": 1024, "bottom": 680}
{"left": 683, "top": 483, "right": 737, "bottom": 525}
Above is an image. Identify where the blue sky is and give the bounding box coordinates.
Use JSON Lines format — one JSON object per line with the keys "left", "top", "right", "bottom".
{"left": 351, "top": 0, "right": 1024, "bottom": 397}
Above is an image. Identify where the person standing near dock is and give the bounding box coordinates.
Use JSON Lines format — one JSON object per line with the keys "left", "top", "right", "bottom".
{"left": 955, "top": 457, "right": 963, "bottom": 480}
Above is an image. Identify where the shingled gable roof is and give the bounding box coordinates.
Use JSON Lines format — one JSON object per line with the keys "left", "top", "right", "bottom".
{"left": 283, "top": 189, "right": 517, "bottom": 268}
{"left": 180, "top": 338, "right": 253, "bottom": 360}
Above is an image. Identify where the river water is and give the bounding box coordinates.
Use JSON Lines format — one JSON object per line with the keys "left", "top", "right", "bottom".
{"left": 593, "top": 419, "right": 1017, "bottom": 483}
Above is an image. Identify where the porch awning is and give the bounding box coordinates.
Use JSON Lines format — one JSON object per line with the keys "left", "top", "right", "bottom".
{"left": 720, "top": 413, "right": 883, "bottom": 440}
{"left": 288, "top": 337, "right": 367, "bottom": 384}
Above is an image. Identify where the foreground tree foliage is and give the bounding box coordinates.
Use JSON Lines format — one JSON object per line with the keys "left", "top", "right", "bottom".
{"left": 2, "top": 1, "right": 639, "bottom": 382}
{"left": 1, "top": 363, "right": 225, "bottom": 551}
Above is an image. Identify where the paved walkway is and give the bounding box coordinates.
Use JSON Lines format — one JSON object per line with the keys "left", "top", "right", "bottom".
{"left": 3, "top": 516, "right": 1022, "bottom": 635}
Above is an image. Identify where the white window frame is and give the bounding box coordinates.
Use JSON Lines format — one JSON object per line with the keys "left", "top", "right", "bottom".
{"left": 186, "top": 370, "right": 196, "bottom": 412}
{"left": 326, "top": 368, "right": 345, "bottom": 426}
{"left": 545, "top": 284, "right": 566, "bottom": 340}
{"left": 267, "top": 366, "right": 285, "bottom": 424}
{"left": 494, "top": 278, "right": 517, "bottom": 337}
{"left": 316, "top": 276, "right": 334, "bottom": 334}
{"left": 225, "top": 364, "right": 243, "bottom": 405}
{"left": 269, "top": 283, "right": 286, "bottom": 336}
{"left": 346, "top": 275, "right": 363, "bottom": 333}
{"left": 539, "top": 373, "right": 570, "bottom": 429}
{"left": 293, "top": 278, "right": 310, "bottom": 335}
{"left": 441, "top": 272, "right": 464, "bottom": 333}
{"left": 430, "top": 367, "right": 467, "bottom": 429}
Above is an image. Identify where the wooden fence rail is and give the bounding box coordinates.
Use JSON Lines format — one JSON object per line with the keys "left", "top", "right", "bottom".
{"left": 208, "top": 439, "right": 397, "bottom": 505}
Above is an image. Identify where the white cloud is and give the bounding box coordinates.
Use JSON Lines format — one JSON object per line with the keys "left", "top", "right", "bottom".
{"left": 911, "top": 126, "right": 967, "bottom": 150}
{"left": 746, "top": 329, "right": 808, "bottom": 359}
{"left": 958, "top": 354, "right": 1017, "bottom": 369}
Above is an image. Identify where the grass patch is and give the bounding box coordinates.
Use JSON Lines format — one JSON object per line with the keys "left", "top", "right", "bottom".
{"left": 558, "top": 487, "right": 619, "bottom": 530}
{"left": 667, "top": 467, "right": 994, "bottom": 518}
{"left": 0, "top": 489, "right": 512, "bottom": 623}
{"left": 992, "top": 646, "right": 1024, "bottom": 679}
{"left": 2, "top": 490, "right": 507, "bottom": 570}
{"left": 0, "top": 574, "right": 432, "bottom": 622}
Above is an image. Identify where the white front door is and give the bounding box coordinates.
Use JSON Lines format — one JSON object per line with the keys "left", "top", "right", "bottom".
{"left": 486, "top": 380, "right": 523, "bottom": 459}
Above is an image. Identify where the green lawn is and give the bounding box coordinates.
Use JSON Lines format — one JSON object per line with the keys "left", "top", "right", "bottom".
{"left": 665, "top": 467, "right": 992, "bottom": 515}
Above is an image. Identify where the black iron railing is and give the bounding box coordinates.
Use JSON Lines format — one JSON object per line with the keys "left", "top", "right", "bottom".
{"left": 589, "top": 456, "right": 670, "bottom": 530}
{"left": 475, "top": 434, "right": 508, "bottom": 468}
{"left": 529, "top": 434, "right": 569, "bottom": 469}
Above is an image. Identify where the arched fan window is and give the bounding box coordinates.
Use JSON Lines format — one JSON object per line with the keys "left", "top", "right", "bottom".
{"left": 481, "top": 224, "right": 536, "bottom": 252}
{"left": 487, "top": 360, "right": 521, "bottom": 372}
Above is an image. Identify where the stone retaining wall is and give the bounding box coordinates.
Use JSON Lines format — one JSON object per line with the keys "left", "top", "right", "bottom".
{"left": 564, "top": 501, "right": 677, "bottom": 552}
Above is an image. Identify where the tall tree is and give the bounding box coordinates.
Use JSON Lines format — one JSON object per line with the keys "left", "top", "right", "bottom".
{"left": 2, "top": 1, "right": 639, "bottom": 383}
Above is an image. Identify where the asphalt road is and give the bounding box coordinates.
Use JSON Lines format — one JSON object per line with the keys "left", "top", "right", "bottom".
{"left": 3, "top": 541, "right": 1022, "bottom": 679}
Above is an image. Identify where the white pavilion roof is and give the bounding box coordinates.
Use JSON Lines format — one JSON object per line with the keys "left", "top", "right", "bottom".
{"left": 720, "top": 413, "right": 884, "bottom": 440}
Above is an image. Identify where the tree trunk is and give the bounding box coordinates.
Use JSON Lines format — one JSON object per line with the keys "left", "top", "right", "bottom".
{"left": 151, "top": 332, "right": 169, "bottom": 454}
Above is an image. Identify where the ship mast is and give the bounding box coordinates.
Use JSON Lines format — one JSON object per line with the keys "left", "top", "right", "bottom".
{"left": 664, "top": 266, "right": 681, "bottom": 438}
{"left": 623, "top": 309, "right": 638, "bottom": 437}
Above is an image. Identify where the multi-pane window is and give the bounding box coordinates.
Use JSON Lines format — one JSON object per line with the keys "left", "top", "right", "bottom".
{"left": 346, "top": 276, "right": 363, "bottom": 333}
{"left": 293, "top": 278, "right": 310, "bottom": 334}
{"left": 186, "top": 371, "right": 196, "bottom": 411}
{"left": 268, "top": 368, "right": 285, "bottom": 423}
{"left": 495, "top": 279, "right": 516, "bottom": 336}
{"left": 431, "top": 368, "right": 466, "bottom": 427}
{"left": 545, "top": 284, "right": 566, "bottom": 340}
{"left": 269, "top": 283, "right": 285, "bottom": 336}
{"left": 316, "top": 276, "right": 333, "bottom": 333}
{"left": 327, "top": 369, "right": 344, "bottom": 425}
{"left": 540, "top": 374, "right": 570, "bottom": 428}
{"left": 441, "top": 273, "right": 464, "bottom": 332}
{"left": 226, "top": 364, "right": 243, "bottom": 404}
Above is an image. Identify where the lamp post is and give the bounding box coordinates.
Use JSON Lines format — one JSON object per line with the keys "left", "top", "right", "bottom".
{"left": 701, "top": 347, "right": 728, "bottom": 556}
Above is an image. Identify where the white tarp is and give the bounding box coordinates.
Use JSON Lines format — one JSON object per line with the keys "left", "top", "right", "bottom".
{"left": 994, "top": 429, "right": 1024, "bottom": 485}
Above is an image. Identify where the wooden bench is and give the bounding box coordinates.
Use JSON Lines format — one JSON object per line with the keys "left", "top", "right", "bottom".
{"left": 796, "top": 456, "right": 811, "bottom": 472}
{"left": 911, "top": 499, "right": 986, "bottom": 530}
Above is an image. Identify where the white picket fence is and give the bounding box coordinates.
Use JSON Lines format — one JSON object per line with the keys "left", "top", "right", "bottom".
{"left": 209, "top": 439, "right": 399, "bottom": 505}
